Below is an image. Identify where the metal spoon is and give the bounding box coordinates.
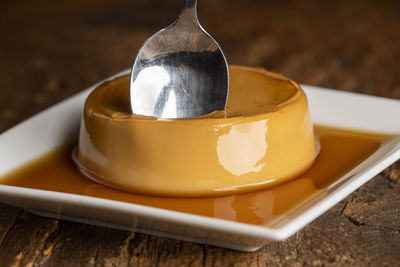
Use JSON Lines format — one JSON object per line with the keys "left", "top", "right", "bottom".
{"left": 130, "top": 0, "right": 229, "bottom": 119}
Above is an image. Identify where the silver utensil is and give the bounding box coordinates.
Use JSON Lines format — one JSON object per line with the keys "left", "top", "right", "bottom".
{"left": 130, "top": 0, "right": 229, "bottom": 119}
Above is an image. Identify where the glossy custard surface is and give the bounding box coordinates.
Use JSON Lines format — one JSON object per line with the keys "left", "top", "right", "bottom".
{"left": 77, "top": 66, "right": 317, "bottom": 196}
{"left": 0, "top": 127, "right": 387, "bottom": 226}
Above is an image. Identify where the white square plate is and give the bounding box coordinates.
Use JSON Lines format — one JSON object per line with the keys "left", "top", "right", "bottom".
{"left": 1, "top": 70, "right": 400, "bottom": 252}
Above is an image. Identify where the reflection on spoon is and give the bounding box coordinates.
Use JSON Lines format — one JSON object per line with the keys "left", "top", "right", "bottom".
{"left": 130, "top": 66, "right": 172, "bottom": 117}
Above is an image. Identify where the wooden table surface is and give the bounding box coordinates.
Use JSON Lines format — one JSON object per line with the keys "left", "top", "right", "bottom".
{"left": 1, "top": 0, "right": 399, "bottom": 266}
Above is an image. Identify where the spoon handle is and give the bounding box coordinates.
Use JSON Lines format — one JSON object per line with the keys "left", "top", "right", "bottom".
{"left": 179, "top": 0, "right": 198, "bottom": 22}
{"left": 183, "top": 0, "right": 197, "bottom": 8}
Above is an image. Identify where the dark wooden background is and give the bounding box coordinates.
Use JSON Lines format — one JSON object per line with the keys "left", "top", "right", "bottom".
{"left": 1, "top": 0, "right": 399, "bottom": 265}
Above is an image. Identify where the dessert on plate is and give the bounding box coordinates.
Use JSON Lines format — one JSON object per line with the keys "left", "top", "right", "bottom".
{"left": 75, "top": 65, "right": 318, "bottom": 197}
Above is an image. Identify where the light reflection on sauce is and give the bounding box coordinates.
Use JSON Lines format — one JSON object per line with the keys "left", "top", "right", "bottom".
{"left": 0, "top": 126, "right": 388, "bottom": 226}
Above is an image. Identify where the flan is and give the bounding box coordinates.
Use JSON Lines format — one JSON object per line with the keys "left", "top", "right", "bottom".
{"left": 76, "top": 65, "right": 318, "bottom": 196}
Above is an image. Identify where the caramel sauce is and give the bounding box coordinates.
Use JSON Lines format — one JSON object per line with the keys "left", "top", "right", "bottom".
{"left": 0, "top": 126, "right": 388, "bottom": 226}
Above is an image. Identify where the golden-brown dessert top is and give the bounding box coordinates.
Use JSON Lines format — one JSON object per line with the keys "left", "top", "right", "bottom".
{"left": 86, "top": 66, "right": 300, "bottom": 120}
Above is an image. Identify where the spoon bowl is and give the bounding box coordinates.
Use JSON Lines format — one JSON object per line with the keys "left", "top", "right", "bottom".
{"left": 130, "top": 0, "right": 229, "bottom": 119}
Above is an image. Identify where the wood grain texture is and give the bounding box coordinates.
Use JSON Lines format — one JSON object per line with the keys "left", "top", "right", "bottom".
{"left": 0, "top": 0, "right": 399, "bottom": 265}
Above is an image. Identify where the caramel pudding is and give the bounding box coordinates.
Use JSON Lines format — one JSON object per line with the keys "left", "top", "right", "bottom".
{"left": 0, "top": 127, "right": 388, "bottom": 226}
{"left": 76, "top": 65, "right": 317, "bottom": 197}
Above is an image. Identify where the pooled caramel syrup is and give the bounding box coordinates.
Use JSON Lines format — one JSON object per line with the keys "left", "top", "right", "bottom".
{"left": 0, "top": 126, "right": 389, "bottom": 226}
